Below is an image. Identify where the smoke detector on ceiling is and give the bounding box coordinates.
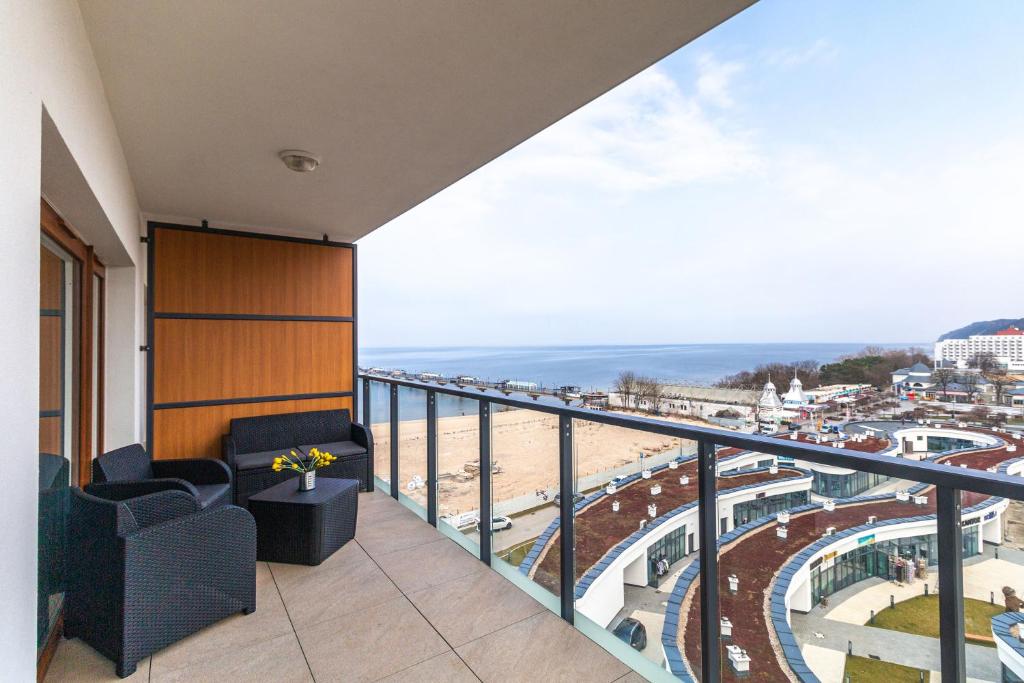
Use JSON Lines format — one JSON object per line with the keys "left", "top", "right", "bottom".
{"left": 279, "top": 150, "right": 320, "bottom": 173}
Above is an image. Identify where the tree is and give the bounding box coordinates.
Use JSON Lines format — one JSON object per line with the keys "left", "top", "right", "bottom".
{"left": 970, "top": 351, "right": 1000, "bottom": 373}
{"left": 961, "top": 372, "right": 981, "bottom": 403}
{"left": 931, "top": 368, "right": 955, "bottom": 400}
{"left": 614, "top": 371, "right": 638, "bottom": 410}
{"left": 637, "top": 376, "right": 666, "bottom": 415}
{"left": 986, "top": 366, "right": 1013, "bottom": 405}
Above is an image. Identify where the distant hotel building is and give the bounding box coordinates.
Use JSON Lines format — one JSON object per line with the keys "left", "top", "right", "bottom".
{"left": 935, "top": 325, "right": 1024, "bottom": 371}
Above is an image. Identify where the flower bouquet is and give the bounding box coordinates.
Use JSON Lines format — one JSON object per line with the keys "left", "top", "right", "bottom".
{"left": 273, "top": 448, "right": 338, "bottom": 491}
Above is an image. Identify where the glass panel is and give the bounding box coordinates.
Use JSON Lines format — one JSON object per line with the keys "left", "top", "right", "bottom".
{"left": 703, "top": 424, "right": 937, "bottom": 681}
{"left": 955, "top": 425, "right": 1024, "bottom": 683}
{"left": 571, "top": 417, "right": 695, "bottom": 677}
{"left": 489, "top": 405, "right": 560, "bottom": 611}
{"left": 38, "top": 236, "right": 75, "bottom": 654}
{"left": 395, "top": 386, "right": 428, "bottom": 518}
{"left": 365, "top": 379, "right": 392, "bottom": 488}
{"left": 436, "top": 393, "right": 480, "bottom": 553}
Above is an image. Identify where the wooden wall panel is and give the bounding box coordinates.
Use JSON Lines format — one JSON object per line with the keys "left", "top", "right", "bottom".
{"left": 153, "top": 397, "right": 353, "bottom": 459}
{"left": 40, "top": 317, "right": 63, "bottom": 412}
{"left": 154, "top": 319, "right": 351, "bottom": 404}
{"left": 154, "top": 229, "right": 352, "bottom": 317}
{"left": 40, "top": 246, "right": 63, "bottom": 310}
{"left": 39, "top": 417, "right": 62, "bottom": 456}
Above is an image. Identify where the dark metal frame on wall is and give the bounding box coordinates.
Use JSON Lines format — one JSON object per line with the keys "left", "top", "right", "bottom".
{"left": 360, "top": 373, "right": 1024, "bottom": 683}
{"left": 144, "top": 221, "right": 358, "bottom": 451}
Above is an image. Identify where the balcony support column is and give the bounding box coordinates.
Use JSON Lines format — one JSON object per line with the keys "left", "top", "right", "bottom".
{"left": 937, "top": 486, "right": 966, "bottom": 683}
{"left": 426, "top": 390, "right": 438, "bottom": 526}
{"left": 389, "top": 383, "right": 399, "bottom": 500}
{"left": 558, "top": 415, "right": 575, "bottom": 623}
{"left": 479, "top": 401, "right": 492, "bottom": 565}
{"left": 697, "top": 438, "right": 721, "bottom": 682}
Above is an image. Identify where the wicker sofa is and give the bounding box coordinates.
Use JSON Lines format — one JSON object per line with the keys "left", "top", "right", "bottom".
{"left": 66, "top": 486, "right": 256, "bottom": 677}
{"left": 223, "top": 408, "right": 372, "bottom": 507}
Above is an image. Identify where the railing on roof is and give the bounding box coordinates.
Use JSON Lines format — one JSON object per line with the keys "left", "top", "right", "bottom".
{"left": 360, "top": 373, "right": 1024, "bottom": 683}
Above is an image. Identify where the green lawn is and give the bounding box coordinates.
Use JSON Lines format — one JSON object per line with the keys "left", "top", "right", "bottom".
{"left": 867, "top": 594, "right": 1002, "bottom": 644}
{"left": 844, "top": 655, "right": 929, "bottom": 683}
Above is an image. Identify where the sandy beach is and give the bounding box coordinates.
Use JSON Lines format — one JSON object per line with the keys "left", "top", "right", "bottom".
{"left": 372, "top": 407, "right": 706, "bottom": 517}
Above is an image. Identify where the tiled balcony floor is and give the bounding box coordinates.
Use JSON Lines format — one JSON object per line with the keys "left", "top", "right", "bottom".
{"left": 46, "top": 489, "right": 639, "bottom": 682}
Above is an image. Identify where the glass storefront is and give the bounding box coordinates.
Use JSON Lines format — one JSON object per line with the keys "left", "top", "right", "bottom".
{"left": 647, "top": 524, "right": 687, "bottom": 586}
{"left": 811, "top": 469, "right": 888, "bottom": 498}
{"left": 733, "top": 490, "right": 810, "bottom": 527}
{"left": 810, "top": 527, "right": 980, "bottom": 602}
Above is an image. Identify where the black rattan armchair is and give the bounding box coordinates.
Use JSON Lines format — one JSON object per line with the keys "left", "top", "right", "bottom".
{"left": 92, "top": 443, "right": 232, "bottom": 509}
{"left": 65, "top": 487, "right": 256, "bottom": 677}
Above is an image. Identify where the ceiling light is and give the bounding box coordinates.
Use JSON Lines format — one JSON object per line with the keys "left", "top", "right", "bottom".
{"left": 279, "top": 150, "right": 320, "bottom": 173}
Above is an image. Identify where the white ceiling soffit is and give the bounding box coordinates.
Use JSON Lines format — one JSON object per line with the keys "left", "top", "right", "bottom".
{"left": 80, "top": 0, "right": 755, "bottom": 242}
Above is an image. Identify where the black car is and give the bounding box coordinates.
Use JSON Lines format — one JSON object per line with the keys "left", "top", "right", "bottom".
{"left": 612, "top": 618, "right": 647, "bottom": 651}
{"left": 553, "top": 492, "right": 584, "bottom": 506}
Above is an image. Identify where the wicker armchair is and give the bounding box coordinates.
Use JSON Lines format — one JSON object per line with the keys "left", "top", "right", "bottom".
{"left": 65, "top": 487, "right": 256, "bottom": 677}
{"left": 223, "top": 408, "right": 372, "bottom": 507}
{"left": 92, "top": 443, "right": 232, "bottom": 509}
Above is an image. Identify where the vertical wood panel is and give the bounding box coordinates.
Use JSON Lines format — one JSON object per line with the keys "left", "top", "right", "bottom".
{"left": 150, "top": 225, "right": 355, "bottom": 461}
{"left": 154, "top": 319, "right": 351, "bottom": 404}
{"left": 39, "top": 417, "right": 62, "bottom": 455}
{"left": 154, "top": 229, "right": 352, "bottom": 316}
{"left": 39, "top": 317, "right": 62, "bottom": 413}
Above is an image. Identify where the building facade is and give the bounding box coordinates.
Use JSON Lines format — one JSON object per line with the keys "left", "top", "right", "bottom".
{"left": 935, "top": 326, "right": 1024, "bottom": 371}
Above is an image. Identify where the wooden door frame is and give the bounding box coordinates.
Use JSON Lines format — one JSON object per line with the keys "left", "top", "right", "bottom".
{"left": 40, "top": 200, "right": 105, "bottom": 486}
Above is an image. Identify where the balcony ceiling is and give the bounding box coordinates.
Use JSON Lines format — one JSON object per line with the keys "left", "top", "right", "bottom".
{"left": 80, "top": 0, "right": 753, "bottom": 242}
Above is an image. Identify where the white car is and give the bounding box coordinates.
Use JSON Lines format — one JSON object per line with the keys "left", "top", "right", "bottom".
{"left": 476, "top": 516, "right": 513, "bottom": 532}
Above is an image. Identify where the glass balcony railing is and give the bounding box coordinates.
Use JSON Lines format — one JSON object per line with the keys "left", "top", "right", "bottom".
{"left": 360, "top": 373, "right": 1024, "bottom": 683}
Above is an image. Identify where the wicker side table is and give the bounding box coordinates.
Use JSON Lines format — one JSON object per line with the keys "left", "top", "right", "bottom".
{"left": 248, "top": 477, "right": 359, "bottom": 565}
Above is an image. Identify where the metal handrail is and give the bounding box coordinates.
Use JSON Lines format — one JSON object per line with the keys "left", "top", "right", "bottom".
{"left": 360, "top": 372, "right": 1020, "bottom": 683}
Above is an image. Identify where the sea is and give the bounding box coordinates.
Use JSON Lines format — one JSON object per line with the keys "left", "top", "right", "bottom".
{"left": 358, "top": 343, "right": 922, "bottom": 420}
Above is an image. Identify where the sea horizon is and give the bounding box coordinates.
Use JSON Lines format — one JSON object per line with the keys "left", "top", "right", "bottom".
{"left": 360, "top": 342, "right": 929, "bottom": 392}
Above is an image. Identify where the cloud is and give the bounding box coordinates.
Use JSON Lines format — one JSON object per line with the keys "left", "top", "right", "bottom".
{"left": 695, "top": 53, "right": 744, "bottom": 108}
{"left": 764, "top": 39, "right": 839, "bottom": 68}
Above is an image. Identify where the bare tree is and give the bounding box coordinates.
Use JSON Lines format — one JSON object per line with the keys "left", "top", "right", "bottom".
{"left": 970, "top": 351, "right": 1000, "bottom": 373}
{"left": 961, "top": 372, "right": 981, "bottom": 403}
{"left": 986, "top": 365, "right": 1013, "bottom": 405}
{"left": 931, "top": 368, "right": 955, "bottom": 400}
{"left": 614, "top": 371, "right": 638, "bottom": 410}
{"left": 641, "top": 378, "right": 667, "bottom": 415}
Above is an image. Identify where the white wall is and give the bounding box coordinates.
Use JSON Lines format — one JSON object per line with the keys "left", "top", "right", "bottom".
{"left": 0, "top": 1, "right": 143, "bottom": 675}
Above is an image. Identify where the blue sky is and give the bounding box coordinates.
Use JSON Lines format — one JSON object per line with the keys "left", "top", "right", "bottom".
{"left": 358, "top": 2, "right": 1024, "bottom": 347}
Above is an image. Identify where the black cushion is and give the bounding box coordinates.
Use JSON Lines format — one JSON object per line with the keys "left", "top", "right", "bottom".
{"left": 233, "top": 449, "right": 305, "bottom": 472}
{"left": 229, "top": 409, "right": 352, "bottom": 454}
{"left": 93, "top": 444, "right": 154, "bottom": 482}
{"left": 193, "top": 484, "right": 231, "bottom": 509}
{"left": 299, "top": 441, "right": 368, "bottom": 460}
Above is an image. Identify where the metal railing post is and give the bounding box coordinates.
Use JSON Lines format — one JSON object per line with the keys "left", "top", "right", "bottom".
{"left": 479, "top": 400, "right": 492, "bottom": 565}
{"left": 426, "top": 390, "right": 438, "bottom": 526}
{"left": 362, "top": 379, "right": 373, "bottom": 491}
{"left": 697, "top": 438, "right": 721, "bottom": 682}
{"left": 937, "top": 486, "right": 966, "bottom": 683}
{"left": 389, "top": 383, "right": 399, "bottom": 500}
{"left": 558, "top": 415, "right": 575, "bottom": 623}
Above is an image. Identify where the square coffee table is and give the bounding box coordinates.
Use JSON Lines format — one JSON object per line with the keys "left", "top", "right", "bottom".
{"left": 248, "top": 477, "right": 359, "bottom": 565}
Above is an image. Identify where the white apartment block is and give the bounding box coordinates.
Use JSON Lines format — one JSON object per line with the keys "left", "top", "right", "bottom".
{"left": 934, "top": 326, "right": 1024, "bottom": 371}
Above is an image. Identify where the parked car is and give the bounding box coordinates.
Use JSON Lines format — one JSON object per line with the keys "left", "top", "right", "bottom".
{"left": 476, "top": 516, "right": 513, "bottom": 532}
{"left": 612, "top": 618, "right": 647, "bottom": 651}
{"left": 553, "top": 492, "right": 584, "bottom": 506}
{"left": 609, "top": 475, "right": 627, "bottom": 486}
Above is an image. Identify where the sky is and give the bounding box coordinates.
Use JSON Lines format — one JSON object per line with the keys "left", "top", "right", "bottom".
{"left": 357, "top": 1, "right": 1024, "bottom": 348}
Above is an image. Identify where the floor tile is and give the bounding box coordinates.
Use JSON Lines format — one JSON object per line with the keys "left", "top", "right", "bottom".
{"left": 356, "top": 507, "right": 444, "bottom": 556}
{"left": 150, "top": 563, "right": 292, "bottom": 675}
{"left": 377, "top": 651, "right": 479, "bottom": 682}
{"left": 45, "top": 638, "right": 150, "bottom": 681}
{"left": 614, "top": 672, "right": 650, "bottom": 682}
{"left": 456, "top": 611, "right": 629, "bottom": 683}
{"left": 150, "top": 631, "right": 311, "bottom": 683}
{"left": 297, "top": 595, "right": 450, "bottom": 682}
{"left": 374, "top": 537, "right": 485, "bottom": 594}
{"left": 407, "top": 569, "right": 545, "bottom": 647}
{"left": 270, "top": 541, "right": 401, "bottom": 629}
